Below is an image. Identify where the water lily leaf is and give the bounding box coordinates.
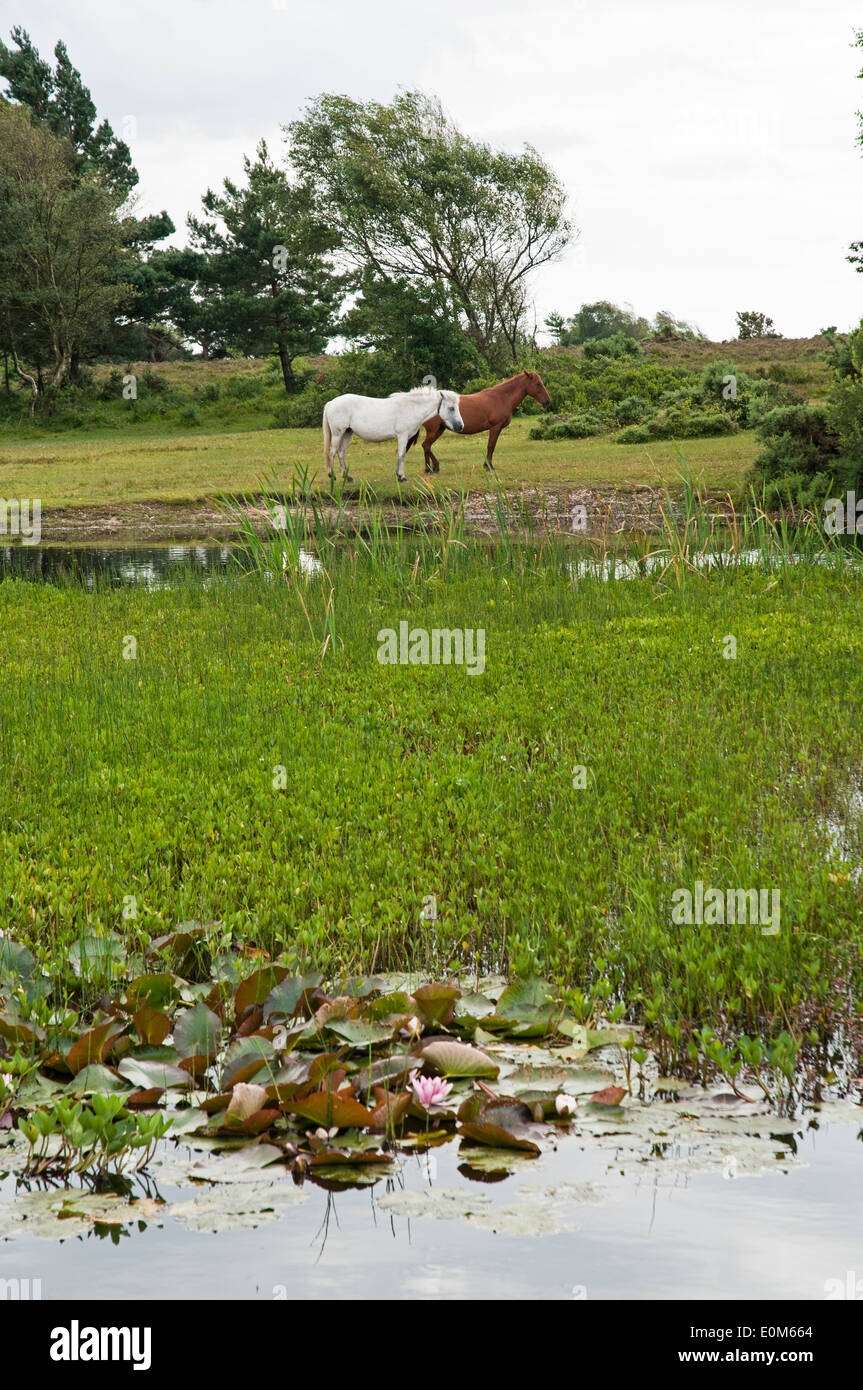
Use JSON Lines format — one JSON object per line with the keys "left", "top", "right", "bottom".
{"left": 308, "top": 1052, "right": 349, "bottom": 1084}
{"left": 454, "top": 993, "right": 496, "bottom": 1021}
{"left": 150, "top": 923, "right": 210, "bottom": 974}
{"left": 133, "top": 1005, "right": 171, "bottom": 1046}
{"left": 377, "top": 1188, "right": 491, "bottom": 1220}
{"left": 0, "top": 939, "right": 36, "bottom": 982}
{"left": 174, "top": 1003, "right": 221, "bottom": 1064}
{"left": 167, "top": 1181, "right": 305, "bottom": 1232}
{"left": 0, "top": 1010, "right": 45, "bottom": 1045}
{"left": 457, "top": 1095, "right": 532, "bottom": 1127}
{"left": 364, "top": 991, "right": 416, "bottom": 1022}
{"left": 457, "top": 1121, "right": 541, "bottom": 1155}
{"left": 153, "top": 1142, "right": 287, "bottom": 1187}
{"left": 262, "top": 975, "right": 308, "bottom": 1023}
{"left": 219, "top": 1109, "right": 281, "bottom": 1136}
{"left": 118, "top": 1057, "right": 191, "bottom": 1091}
{"left": 235, "top": 966, "right": 288, "bottom": 1017}
{"left": 421, "top": 1040, "right": 499, "bottom": 1078}
{"left": 162, "top": 1107, "right": 209, "bottom": 1136}
{"left": 66, "top": 1019, "right": 126, "bottom": 1075}
{"left": 309, "top": 1147, "right": 392, "bottom": 1168}
{"left": 64, "top": 1065, "right": 131, "bottom": 1096}
{"left": 369, "top": 1090, "right": 413, "bottom": 1130}
{"left": 125, "top": 973, "right": 179, "bottom": 1011}
{"left": 325, "top": 1018, "right": 395, "bottom": 1048}
{"left": 557, "top": 1020, "right": 590, "bottom": 1050}
{"left": 590, "top": 1085, "right": 627, "bottom": 1106}
{"left": 68, "top": 935, "right": 125, "bottom": 982}
{"left": 413, "top": 983, "right": 460, "bottom": 1027}
{"left": 221, "top": 1036, "right": 275, "bottom": 1090}
{"left": 586, "top": 1027, "right": 623, "bottom": 1049}
{"left": 225, "top": 1082, "right": 269, "bottom": 1122}
{"left": 286, "top": 1091, "right": 374, "bottom": 1129}
{"left": 353, "top": 1055, "right": 419, "bottom": 1095}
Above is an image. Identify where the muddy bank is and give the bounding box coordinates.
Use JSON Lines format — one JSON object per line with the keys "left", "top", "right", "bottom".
{"left": 37, "top": 486, "right": 732, "bottom": 544}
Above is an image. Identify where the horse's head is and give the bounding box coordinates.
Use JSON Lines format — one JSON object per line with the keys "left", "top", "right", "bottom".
{"left": 439, "top": 390, "right": 464, "bottom": 432}
{"left": 523, "top": 370, "right": 552, "bottom": 409}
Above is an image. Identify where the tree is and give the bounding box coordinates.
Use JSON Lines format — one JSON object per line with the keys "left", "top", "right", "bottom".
{"left": 546, "top": 301, "right": 649, "bottom": 346}
{"left": 286, "top": 91, "right": 572, "bottom": 369}
{"left": 736, "top": 309, "right": 778, "bottom": 340}
{"left": 651, "top": 310, "right": 702, "bottom": 341}
{"left": 0, "top": 27, "right": 136, "bottom": 198}
{"left": 341, "top": 272, "right": 486, "bottom": 387}
{"left": 0, "top": 103, "right": 131, "bottom": 395}
{"left": 0, "top": 28, "right": 175, "bottom": 371}
{"left": 186, "top": 142, "right": 343, "bottom": 387}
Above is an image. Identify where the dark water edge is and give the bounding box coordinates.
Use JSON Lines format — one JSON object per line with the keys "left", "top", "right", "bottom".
{"left": 0, "top": 542, "right": 235, "bottom": 588}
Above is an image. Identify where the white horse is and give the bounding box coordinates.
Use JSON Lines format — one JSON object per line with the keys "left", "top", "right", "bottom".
{"left": 323, "top": 387, "right": 464, "bottom": 484}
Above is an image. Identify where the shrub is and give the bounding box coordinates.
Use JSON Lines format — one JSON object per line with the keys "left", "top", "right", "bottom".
{"left": 198, "top": 383, "right": 222, "bottom": 403}
{"left": 614, "top": 408, "right": 738, "bottom": 445}
{"left": 614, "top": 395, "right": 650, "bottom": 425}
{"left": 528, "top": 412, "right": 602, "bottom": 440}
{"left": 270, "top": 388, "right": 333, "bottom": 429}
{"left": 582, "top": 333, "right": 642, "bottom": 361}
{"left": 615, "top": 424, "right": 652, "bottom": 445}
{"left": 141, "top": 369, "right": 169, "bottom": 395}
{"left": 225, "top": 373, "right": 266, "bottom": 400}
{"left": 178, "top": 405, "right": 200, "bottom": 426}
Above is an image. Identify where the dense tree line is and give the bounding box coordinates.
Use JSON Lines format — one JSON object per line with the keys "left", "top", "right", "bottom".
{"left": 0, "top": 29, "right": 573, "bottom": 403}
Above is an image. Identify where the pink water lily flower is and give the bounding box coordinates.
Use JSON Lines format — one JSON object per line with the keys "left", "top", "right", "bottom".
{"left": 410, "top": 1075, "right": 453, "bottom": 1111}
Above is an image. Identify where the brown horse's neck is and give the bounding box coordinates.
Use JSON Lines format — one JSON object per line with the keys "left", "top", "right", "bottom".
{"left": 492, "top": 374, "right": 529, "bottom": 407}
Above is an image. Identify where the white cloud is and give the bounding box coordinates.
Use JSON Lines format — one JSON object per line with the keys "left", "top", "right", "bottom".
{"left": 13, "top": 0, "right": 863, "bottom": 337}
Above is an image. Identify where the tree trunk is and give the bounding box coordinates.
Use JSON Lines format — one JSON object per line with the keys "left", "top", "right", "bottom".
{"left": 9, "top": 345, "right": 38, "bottom": 416}
{"left": 276, "top": 338, "right": 295, "bottom": 391}
{"left": 51, "top": 354, "right": 72, "bottom": 389}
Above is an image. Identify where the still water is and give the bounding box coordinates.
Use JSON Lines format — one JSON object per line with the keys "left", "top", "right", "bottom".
{"left": 1, "top": 1117, "right": 861, "bottom": 1300}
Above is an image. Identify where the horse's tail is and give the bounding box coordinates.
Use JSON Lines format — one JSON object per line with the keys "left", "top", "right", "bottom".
{"left": 322, "top": 406, "right": 332, "bottom": 467}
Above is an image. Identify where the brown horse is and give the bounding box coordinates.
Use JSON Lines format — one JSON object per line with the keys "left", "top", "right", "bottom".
{"left": 407, "top": 370, "right": 552, "bottom": 474}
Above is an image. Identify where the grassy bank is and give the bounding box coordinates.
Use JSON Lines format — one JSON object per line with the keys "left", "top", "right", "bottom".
{"left": 1, "top": 541, "right": 861, "bottom": 1070}
{"left": 0, "top": 418, "right": 758, "bottom": 511}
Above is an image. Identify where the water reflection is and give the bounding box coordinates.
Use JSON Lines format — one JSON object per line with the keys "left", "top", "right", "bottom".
{"left": 0, "top": 543, "right": 322, "bottom": 589}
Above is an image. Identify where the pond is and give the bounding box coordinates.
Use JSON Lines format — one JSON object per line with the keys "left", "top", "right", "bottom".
{"left": 0, "top": 543, "right": 236, "bottom": 588}
{"left": 2, "top": 541, "right": 854, "bottom": 590}
{"left": 1, "top": 1111, "right": 861, "bottom": 1300}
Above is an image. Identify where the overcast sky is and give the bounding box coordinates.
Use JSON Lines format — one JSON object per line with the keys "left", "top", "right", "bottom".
{"left": 10, "top": 0, "right": 863, "bottom": 339}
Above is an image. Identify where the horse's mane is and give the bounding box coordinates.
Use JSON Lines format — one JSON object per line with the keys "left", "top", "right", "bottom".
{"left": 388, "top": 386, "right": 457, "bottom": 402}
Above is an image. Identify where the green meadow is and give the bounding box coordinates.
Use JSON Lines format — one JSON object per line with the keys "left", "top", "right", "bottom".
{"left": 0, "top": 416, "right": 757, "bottom": 511}
{"left": 1, "top": 537, "right": 861, "bottom": 1075}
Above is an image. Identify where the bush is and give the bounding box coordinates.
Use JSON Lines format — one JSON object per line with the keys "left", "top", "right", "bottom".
{"left": 614, "top": 408, "right": 738, "bottom": 444}
{"left": 528, "top": 412, "right": 602, "bottom": 440}
{"left": 198, "top": 383, "right": 222, "bottom": 402}
{"left": 582, "top": 333, "right": 642, "bottom": 361}
{"left": 614, "top": 395, "right": 650, "bottom": 425}
{"left": 141, "top": 369, "right": 169, "bottom": 395}
{"left": 178, "top": 405, "right": 201, "bottom": 426}
{"left": 224, "top": 373, "right": 266, "bottom": 400}
{"left": 270, "top": 388, "right": 333, "bottom": 429}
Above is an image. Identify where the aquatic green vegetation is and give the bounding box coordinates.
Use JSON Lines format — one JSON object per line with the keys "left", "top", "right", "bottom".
{"left": 0, "top": 510, "right": 861, "bottom": 1090}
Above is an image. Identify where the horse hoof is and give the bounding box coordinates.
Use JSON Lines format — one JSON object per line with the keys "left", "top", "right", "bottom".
{"left": 344, "top": 474, "right": 353, "bottom": 483}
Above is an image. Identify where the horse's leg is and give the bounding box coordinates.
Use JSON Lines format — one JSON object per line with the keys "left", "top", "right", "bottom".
{"left": 423, "top": 420, "right": 445, "bottom": 474}
{"left": 484, "top": 423, "right": 504, "bottom": 471}
{"left": 396, "top": 433, "right": 409, "bottom": 484}
{"left": 338, "top": 427, "right": 353, "bottom": 482}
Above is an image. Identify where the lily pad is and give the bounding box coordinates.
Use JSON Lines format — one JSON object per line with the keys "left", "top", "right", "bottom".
{"left": 421, "top": 1040, "right": 499, "bottom": 1078}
